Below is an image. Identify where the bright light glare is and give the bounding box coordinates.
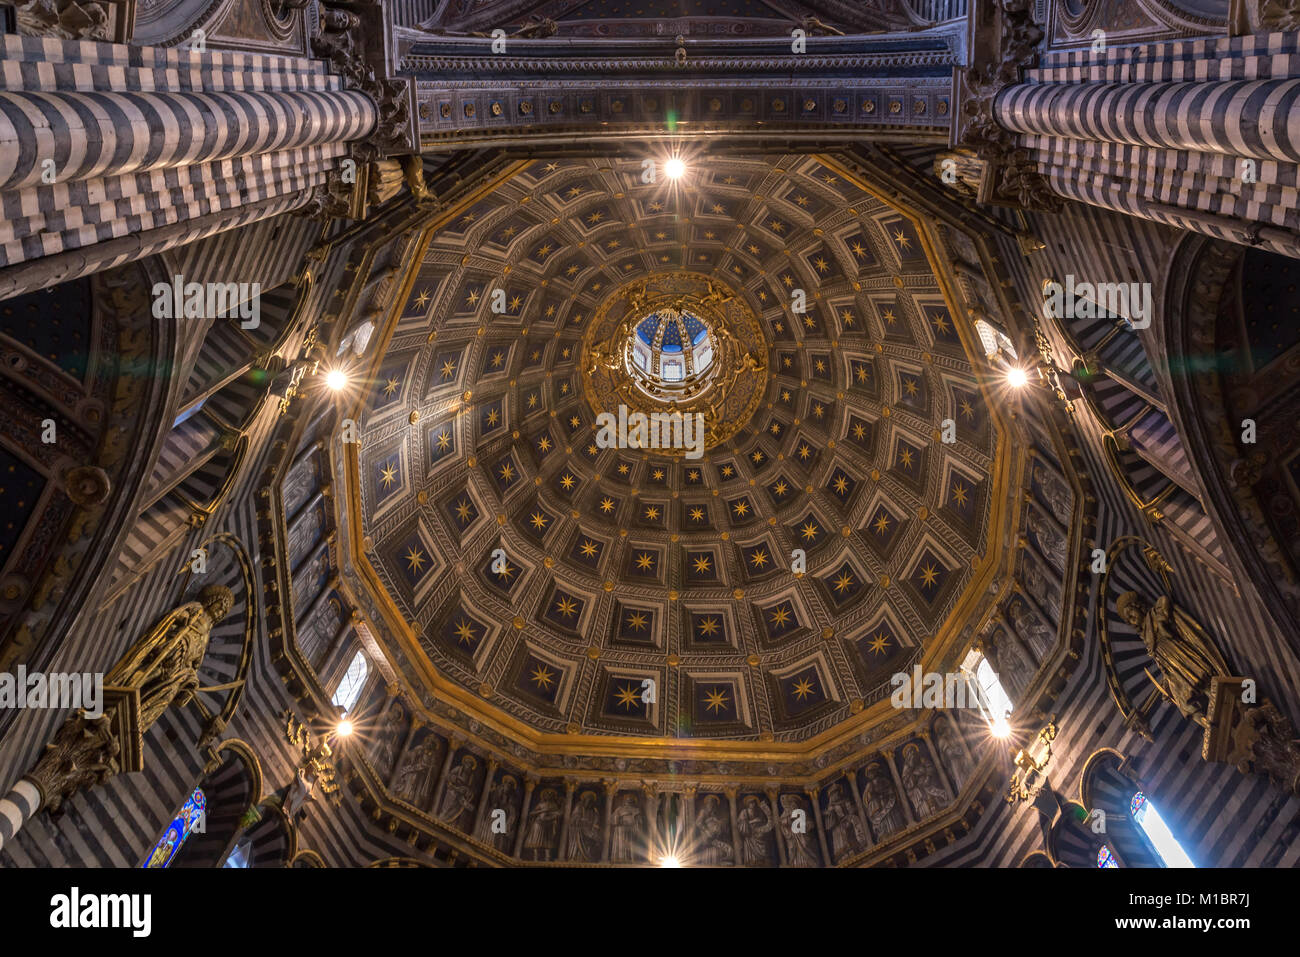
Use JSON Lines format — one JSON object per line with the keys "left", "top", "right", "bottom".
{"left": 990, "top": 717, "right": 1012, "bottom": 739}
{"left": 1006, "top": 367, "right": 1028, "bottom": 388}
{"left": 336, "top": 719, "right": 354, "bottom": 737}
{"left": 1132, "top": 794, "right": 1195, "bottom": 868}
{"left": 659, "top": 855, "right": 681, "bottom": 868}
{"left": 326, "top": 369, "right": 348, "bottom": 391}
{"left": 665, "top": 157, "right": 686, "bottom": 179}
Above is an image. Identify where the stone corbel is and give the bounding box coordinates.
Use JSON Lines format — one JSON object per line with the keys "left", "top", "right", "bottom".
{"left": 306, "top": 3, "right": 420, "bottom": 221}
{"left": 953, "top": 0, "right": 1060, "bottom": 212}
{"left": 14, "top": 0, "right": 131, "bottom": 41}
{"left": 1230, "top": 0, "right": 1300, "bottom": 32}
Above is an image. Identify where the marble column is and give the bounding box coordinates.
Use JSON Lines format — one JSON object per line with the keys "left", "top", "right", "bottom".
{"left": 557, "top": 780, "right": 576, "bottom": 862}
{"left": 0, "top": 34, "right": 381, "bottom": 295}
{"left": 843, "top": 769, "right": 873, "bottom": 847}
{"left": 809, "top": 786, "right": 832, "bottom": 866}
{"left": 765, "top": 787, "right": 788, "bottom": 866}
{"left": 512, "top": 778, "right": 536, "bottom": 858}
{"left": 725, "top": 788, "right": 742, "bottom": 866}
{"left": 601, "top": 780, "right": 617, "bottom": 863}
{"left": 885, "top": 751, "right": 917, "bottom": 826}
{"left": 430, "top": 737, "right": 460, "bottom": 818}
{"left": 978, "top": 36, "right": 1300, "bottom": 256}
{"left": 470, "top": 758, "right": 498, "bottom": 840}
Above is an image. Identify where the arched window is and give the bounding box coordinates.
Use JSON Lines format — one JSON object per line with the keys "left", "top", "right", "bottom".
{"left": 1096, "top": 844, "right": 1119, "bottom": 868}
{"left": 332, "top": 650, "right": 369, "bottom": 713}
{"left": 974, "top": 318, "right": 1017, "bottom": 363}
{"left": 961, "top": 648, "right": 1014, "bottom": 737}
{"left": 142, "top": 788, "right": 206, "bottom": 868}
{"left": 1131, "top": 792, "right": 1195, "bottom": 867}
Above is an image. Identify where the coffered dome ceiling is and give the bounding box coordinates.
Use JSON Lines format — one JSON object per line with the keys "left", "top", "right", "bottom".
{"left": 344, "top": 151, "right": 1020, "bottom": 753}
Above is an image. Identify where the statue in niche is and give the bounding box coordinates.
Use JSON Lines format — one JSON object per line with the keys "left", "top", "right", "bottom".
{"left": 566, "top": 790, "right": 601, "bottom": 862}
{"left": 980, "top": 628, "right": 1033, "bottom": 702}
{"left": 735, "top": 795, "right": 774, "bottom": 865}
{"left": 693, "top": 794, "right": 732, "bottom": 866}
{"left": 288, "top": 506, "right": 323, "bottom": 568}
{"left": 1008, "top": 600, "right": 1053, "bottom": 661}
{"left": 1020, "top": 557, "right": 1060, "bottom": 618}
{"left": 371, "top": 703, "right": 405, "bottom": 779}
{"left": 862, "top": 761, "right": 908, "bottom": 839}
{"left": 282, "top": 456, "right": 319, "bottom": 517}
{"left": 610, "top": 793, "right": 644, "bottom": 863}
{"left": 1117, "top": 590, "right": 1230, "bottom": 728}
{"left": 293, "top": 551, "right": 328, "bottom": 607}
{"left": 521, "top": 786, "right": 561, "bottom": 861}
{"left": 1027, "top": 507, "right": 1067, "bottom": 570}
{"left": 779, "top": 794, "right": 819, "bottom": 867}
{"left": 474, "top": 775, "right": 519, "bottom": 851}
{"left": 822, "top": 782, "right": 867, "bottom": 861}
{"left": 392, "top": 735, "right": 440, "bottom": 808}
{"left": 300, "top": 596, "right": 342, "bottom": 667}
{"left": 436, "top": 754, "right": 478, "bottom": 829}
{"left": 901, "top": 742, "right": 950, "bottom": 819}
{"left": 934, "top": 717, "right": 972, "bottom": 789}
{"left": 109, "top": 585, "right": 234, "bottom": 733}
{"left": 1034, "top": 462, "right": 1073, "bottom": 525}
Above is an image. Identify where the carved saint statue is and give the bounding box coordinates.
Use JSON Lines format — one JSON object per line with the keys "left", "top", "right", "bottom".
{"left": 392, "top": 736, "right": 439, "bottom": 808}
{"left": 934, "top": 717, "right": 972, "bottom": 789}
{"left": 1027, "top": 507, "right": 1067, "bottom": 570}
{"left": 1034, "top": 462, "right": 1073, "bottom": 526}
{"left": 109, "top": 585, "right": 234, "bottom": 733}
{"left": 436, "top": 755, "right": 478, "bottom": 829}
{"left": 735, "top": 795, "right": 774, "bottom": 865}
{"left": 474, "top": 775, "right": 519, "bottom": 851}
{"left": 1008, "top": 600, "right": 1053, "bottom": 661}
{"left": 779, "top": 794, "right": 819, "bottom": 867}
{"left": 694, "top": 794, "right": 733, "bottom": 866}
{"left": 522, "top": 787, "right": 562, "bottom": 861}
{"left": 901, "top": 742, "right": 950, "bottom": 819}
{"left": 822, "top": 782, "right": 867, "bottom": 861}
{"left": 980, "top": 628, "right": 1033, "bottom": 702}
{"left": 566, "top": 790, "right": 601, "bottom": 862}
{"left": 862, "top": 761, "right": 908, "bottom": 839}
{"left": 371, "top": 703, "right": 405, "bottom": 779}
{"left": 610, "top": 793, "right": 644, "bottom": 863}
{"left": 1117, "top": 590, "right": 1230, "bottom": 728}
{"left": 283, "top": 767, "right": 316, "bottom": 819}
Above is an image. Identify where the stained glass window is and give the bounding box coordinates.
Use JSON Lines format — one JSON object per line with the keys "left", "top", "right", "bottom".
{"left": 1130, "top": 791, "right": 1195, "bottom": 868}
{"left": 142, "top": 788, "right": 206, "bottom": 868}
{"left": 224, "top": 841, "right": 252, "bottom": 868}
{"left": 1097, "top": 844, "right": 1118, "bottom": 869}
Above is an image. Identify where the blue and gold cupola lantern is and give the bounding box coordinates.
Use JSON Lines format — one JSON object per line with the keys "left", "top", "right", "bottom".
{"left": 628, "top": 307, "right": 716, "bottom": 388}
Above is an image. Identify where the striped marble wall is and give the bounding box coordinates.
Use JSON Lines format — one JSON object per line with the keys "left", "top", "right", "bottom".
{"left": 924, "top": 196, "right": 1300, "bottom": 868}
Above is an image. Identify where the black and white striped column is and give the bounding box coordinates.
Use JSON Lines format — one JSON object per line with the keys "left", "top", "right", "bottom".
{"left": 0, "top": 777, "right": 42, "bottom": 854}
{"left": 995, "top": 79, "right": 1300, "bottom": 165}
{"left": 984, "top": 31, "right": 1300, "bottom": 254}
{"left": 0, "top": 88, "right": 376, "bottom": 190}
{"left": 0, "top": 35, "right": 382, "bottom": 296}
